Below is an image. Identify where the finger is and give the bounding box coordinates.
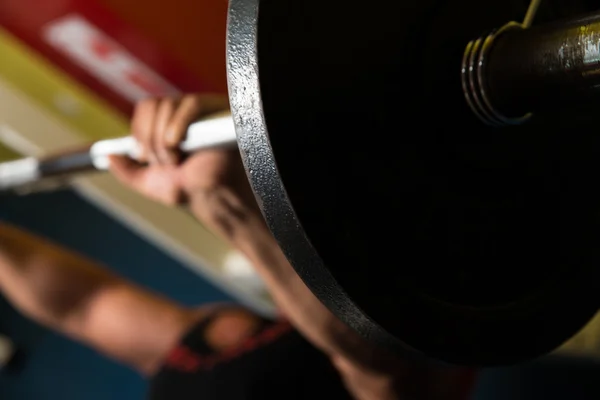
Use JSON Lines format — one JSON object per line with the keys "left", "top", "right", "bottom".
{"left": 108, "top": 155, "right": 146, "bottom": 191}
{"left": 154, "top": 97, "right": 180, "bottom": 165}
{"left": 131, "top": 98, "right": 159, "bottom": 165}
{"left": 164, "top": 94, "right": 230, "bottom": 147}
{"left": 164, "top": 95, "right": 205, "bottom": 148}
{"left": 109, "top": 156, "right": 181, "bottom": 205}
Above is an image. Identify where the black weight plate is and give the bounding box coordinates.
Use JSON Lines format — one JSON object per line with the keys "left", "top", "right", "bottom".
{"left": 227, "top": 0, "right": 600, "bottom": 366}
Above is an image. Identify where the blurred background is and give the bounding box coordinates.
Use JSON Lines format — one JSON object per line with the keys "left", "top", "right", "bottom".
{"left": 0, "top": 0, "right": 598, "bottom": 399}
{"left": 0, "top": 1, "right": 273, "bottom": 399}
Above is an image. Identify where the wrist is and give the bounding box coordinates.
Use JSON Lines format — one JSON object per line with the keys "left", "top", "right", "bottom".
{"left": 187, "top": 188, "right": 296, "bottom": 283}
{"left": 187, "top": 188, "right": 275, "bottom": 252}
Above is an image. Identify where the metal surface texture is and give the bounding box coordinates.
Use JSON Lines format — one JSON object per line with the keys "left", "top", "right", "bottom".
{"left": 226, "top": 0, "right": 391, "bottom": 352}
{"left": 485, "top": 11, "right": 600, "bottom": 118}
{"left": 461, "top": 21, "right": 534, "bottom": 126}
{"left": 226, "top": 0, "right": 600, "bottom": 366}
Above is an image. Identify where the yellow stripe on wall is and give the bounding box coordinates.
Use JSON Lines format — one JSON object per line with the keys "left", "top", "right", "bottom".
{"left": 0, "top": 26, "right": 129, "bottom": 146}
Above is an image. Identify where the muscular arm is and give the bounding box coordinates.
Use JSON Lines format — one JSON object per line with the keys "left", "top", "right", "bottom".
{"left": 189, "top": 188, "right": 477, "bottom": 400}
{"left": 0, "top": 222, "right": 197, "bottom": 375}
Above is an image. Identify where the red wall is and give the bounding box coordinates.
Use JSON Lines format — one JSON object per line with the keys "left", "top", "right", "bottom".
{"left": 101, "top": 0, "right": 229, "bottom": 93}
{"left": 0, "top": 0, "right": 228, "bottom": 116}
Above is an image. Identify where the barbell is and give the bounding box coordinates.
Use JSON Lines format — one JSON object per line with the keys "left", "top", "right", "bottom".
{"left": 227, "top": 0, "right": 600, "bottom": 366}
{"left": 2, "top": 0, "right": 600, "bottom": 366}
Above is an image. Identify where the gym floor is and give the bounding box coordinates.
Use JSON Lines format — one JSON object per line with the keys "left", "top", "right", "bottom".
{"left": 0, "top": 189, "right": 598, "bottom": 400}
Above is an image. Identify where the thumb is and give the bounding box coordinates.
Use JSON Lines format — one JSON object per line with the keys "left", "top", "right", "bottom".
{"left": 108, "top": 155, "right": 182, "bottom": 205}
{"left": 108, "top": 155, "right": 145, "bottom": 188}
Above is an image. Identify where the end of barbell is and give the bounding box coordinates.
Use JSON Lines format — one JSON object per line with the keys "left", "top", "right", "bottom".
{"left": 461, "top": 21, "right": 533, "bottom": 127}
{"left": 0, "top": 157, "right": 40, "bottom": 191}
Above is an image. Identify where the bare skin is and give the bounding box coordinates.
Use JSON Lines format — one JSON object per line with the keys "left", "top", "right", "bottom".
{"left": 109, "top": 94, "right": 476, "bottom": 399}
{"left": 0, "top": 93, "right": 476, "bottom": 399}
{"left": 0, "top": 223, "right": 261, "bottom": 376}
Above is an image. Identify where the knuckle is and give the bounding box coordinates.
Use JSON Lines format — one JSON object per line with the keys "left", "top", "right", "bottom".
{"left": 166, "top": 122, "right": 186, "bottom": 143}
{"left": 136, "top": 98, "right": 158, "bottom": 112}
{"left": 158, "top": 96, "right": 176, "bottom": 111}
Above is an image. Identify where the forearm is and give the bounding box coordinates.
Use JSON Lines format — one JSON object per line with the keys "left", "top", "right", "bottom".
{"left": 230, "top": 219, "right": 477, "bottom": 399}
{"left": 0, "top": 222, "right": 117, "bottom": 329}
{"left": 189, "top": 189, "right": 478, "bottom": 399}
{"left": 189, "top": 189, "right": 373, "bottom": 360}
{"left": 238, "top": 224, "right": 356, "bottom": 355}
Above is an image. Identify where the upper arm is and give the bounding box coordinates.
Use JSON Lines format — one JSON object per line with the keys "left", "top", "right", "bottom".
{"left": 0, "top": 223, "right": 265, "bottom": 376}
{"left": 62, "top": 280, "right": 198, "bottom": 375}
